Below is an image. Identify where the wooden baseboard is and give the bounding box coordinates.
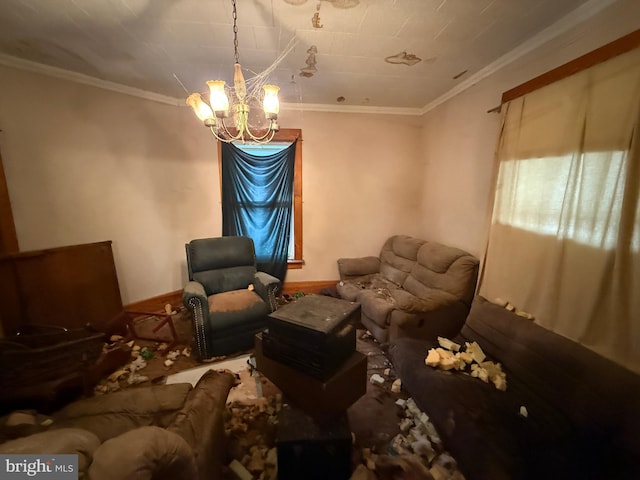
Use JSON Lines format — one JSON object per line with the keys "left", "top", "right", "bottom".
{"left": 124, "top": 290, "right": 183, "bottom": 313}
{"left": 125, "top": 280, "right": 339, "bottom": 312}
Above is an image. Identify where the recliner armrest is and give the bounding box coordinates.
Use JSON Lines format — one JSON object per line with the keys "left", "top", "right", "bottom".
{"left": 183, "top": 281, "right": 206, "bottom": 300}
{"left": 182, "top": 281, "right": 210, "bottom": 359}
{"left": 337, "top": 256, "right": 380, "bottom": 280}
{"left": 254, "top": 272, "right": 281, "bottom": 311}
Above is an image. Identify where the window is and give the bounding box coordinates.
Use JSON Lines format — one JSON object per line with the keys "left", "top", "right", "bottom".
{"left": 494, "top": 151, "right": 630, "bottom": 250}
{"left": 218, "top": 129, "right": 303, "bottom": 268}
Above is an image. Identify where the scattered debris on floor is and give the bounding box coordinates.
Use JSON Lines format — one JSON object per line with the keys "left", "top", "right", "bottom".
{"left": 223, "top": 389, "right": 281, "bottom": 480}
{"left": 93, "top": 313, "right": 467, "bottom": 480}
{"left": 93, "top": 311, "right": 197, "bottom": 395}
{"left": 363, "top": 397, "right": 466, "bottom": 480}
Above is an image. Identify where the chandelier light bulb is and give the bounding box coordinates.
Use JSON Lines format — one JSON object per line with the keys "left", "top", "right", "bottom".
{"left": 186, "top": 93, "right": 214, "bottom": 122}
{"left": 263, "top": 85, "right": 280, "bottom": 118}
{"left": 207, "top": 80, "right": 230, "bottom": 117}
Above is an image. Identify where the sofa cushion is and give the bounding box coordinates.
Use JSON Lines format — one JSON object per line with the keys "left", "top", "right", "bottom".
{"left": 391, "top": 287, "right": 457, "bottom": 313}
{"left": 0, "top": 428, "right": 100, "bottom": 479}
{"left": 193, "top": 266, "right": 255, "bottom": 296}
{"left": 379, "top": 236, "right": 426, "bottom": 286}
{"left": 208, "top": 289, "right": 264, "bottom": 314}
{"left": 52, "top": 383, "right": 193, "bottom": 442}
{"left": 388, "top": 337, "right": 526, "bottom": 480}
{"left": 337, "top": 273, "right": 399, "bottom": 302}
{"left": 403, "top": 242, "right": 479, "bottom": 304}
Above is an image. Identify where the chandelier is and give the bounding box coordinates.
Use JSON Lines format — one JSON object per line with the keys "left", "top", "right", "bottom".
{"left": 186, "top": 0, "right": 280, "bottom": 143}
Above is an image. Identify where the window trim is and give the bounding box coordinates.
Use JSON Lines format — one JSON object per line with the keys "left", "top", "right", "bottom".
{"left": 502, "top": 29, "right": 640, "bottom": 104}
{"left": 217, "top": 128, "right": 303, "bottom": 269}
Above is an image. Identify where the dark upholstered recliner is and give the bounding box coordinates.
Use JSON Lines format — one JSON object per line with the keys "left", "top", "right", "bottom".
{"left": 183, "top": 236, "right": 280, "bottom": 360}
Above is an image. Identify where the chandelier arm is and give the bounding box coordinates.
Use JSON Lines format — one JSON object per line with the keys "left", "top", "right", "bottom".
{"left": 211, "top": 119, "right": 244, "bottom": 143}
{"left": 208, "top": 126, "right": 228, "bottom": 143}
{"left": 245, "top": 126, "right": 275, "bottom": 142}
{"left": 257, "top": 129, "right": 277, "bottom": 144}
{"left": 219, "top": 118, "right": 244, "bottom": 141}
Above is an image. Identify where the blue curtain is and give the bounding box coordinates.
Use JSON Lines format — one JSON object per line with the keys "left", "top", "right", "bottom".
{"left": 221, "top": 141, "right": 296, "bottom": 283}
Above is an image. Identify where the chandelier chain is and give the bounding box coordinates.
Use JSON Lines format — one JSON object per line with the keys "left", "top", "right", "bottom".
{"left": 232, "top": 0, "right": 240, "bottom": 64}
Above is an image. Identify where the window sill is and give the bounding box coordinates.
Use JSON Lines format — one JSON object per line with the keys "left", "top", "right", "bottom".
{"left": 287, "top": 259, "right": 304, "bottom": 270}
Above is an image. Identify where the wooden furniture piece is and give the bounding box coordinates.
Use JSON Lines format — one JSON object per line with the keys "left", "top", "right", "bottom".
{"left": 0, "top": 241, "right": 123, "bottom": 336}
{"left": 0, "top": 324, "right": 132, "bottom": 414}
{"left": 125, "top": 310, "right": 179, "bottom": 354}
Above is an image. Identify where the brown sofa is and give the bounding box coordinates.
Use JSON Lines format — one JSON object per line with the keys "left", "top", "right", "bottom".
{"left": 0, "top": 370, "right": 235, "bottom": 480}
{"left": 336, "top": 235, "right": 479, "bottom": 343}
{"left": 389, "top": 296, "right": 640, "bottom": 480}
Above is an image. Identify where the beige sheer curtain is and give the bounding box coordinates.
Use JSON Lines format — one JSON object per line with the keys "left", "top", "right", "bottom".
{"left": 480, "top": 47, "right": 640, "bottom": 373}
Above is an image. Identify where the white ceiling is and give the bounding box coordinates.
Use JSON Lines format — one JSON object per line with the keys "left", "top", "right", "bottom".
{"left": 0, "top": 0, "right": 599, "bottom": 112}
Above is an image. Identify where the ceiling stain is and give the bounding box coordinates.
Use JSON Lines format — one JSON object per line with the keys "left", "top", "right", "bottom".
{"left": 299, "top": 45, "right": 318, "bottom": 78}
{"left": 385, "top": 51, "right": 422, "bottom": 66}
{"left": 336, "top": 96, "right": 345, "bottom": 102}
{"left": 312, "top": 3, "right": 323, "bottom": 29}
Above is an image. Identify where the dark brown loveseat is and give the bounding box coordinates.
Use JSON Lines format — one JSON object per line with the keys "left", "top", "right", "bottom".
{"left": 389, "top": 296, "right": 640, "bottom": 480}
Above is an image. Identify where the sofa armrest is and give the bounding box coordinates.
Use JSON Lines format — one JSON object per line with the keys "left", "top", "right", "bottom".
{"left": 254, "top": 271, "right": 281, "bottom": 312}
{"left": 168, "top": 370, "right": 236, "bottom": 480}
{"left": 182, "top": 281, "right": 211, "bottom": 360}
{"left": 0, "top": 428, "right": 100, "bottom": 479}
{"left": 89, "top": 426, "right": 196, "bottom": 480}
{"left": 389, "top": 299, "right": 470, "bottom": 341}
{"left": 337, "top": 256, "right": 380, "bottom": 280}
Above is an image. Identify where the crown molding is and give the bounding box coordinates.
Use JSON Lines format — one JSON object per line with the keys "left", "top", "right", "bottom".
{"left": 282, "top": 102, "right": 422, "bottom": 116}
{"left": 419, "top": 0, "right": 618, "bottom": 115}
{"left": 0, "top": 53, "right": 183, "bottom": 107}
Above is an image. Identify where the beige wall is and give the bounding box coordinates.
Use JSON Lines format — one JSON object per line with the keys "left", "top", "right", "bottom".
{"left": 418, "top": 0, "right": 640, "bottom": 260}
{"left": 281, "top": 110, "right": 424, "bottom": 283}
{"left": 0, "top": 66, "right": 220, "bottom": 303}
{"left": 0, "top": 68, "right": 423, "bottom": 303}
